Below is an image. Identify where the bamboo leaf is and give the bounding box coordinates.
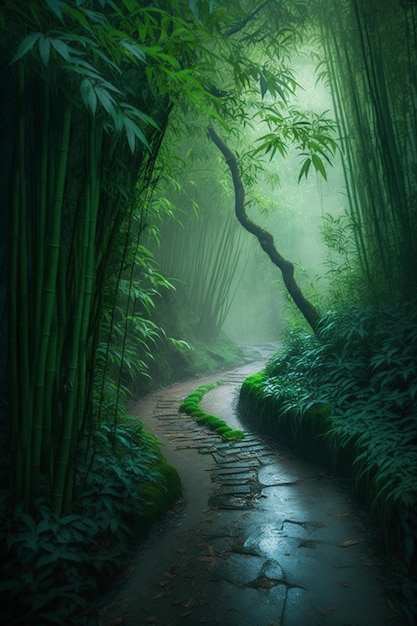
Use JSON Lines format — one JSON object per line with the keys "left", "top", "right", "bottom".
{"left": 11, "top": 32, "right": 42, "bottom": 63}
{"left": 45, "top": 0, "right": 64, "bottom": 21}
{"left": 311, "top": 153, "right": 328, "bottom": 180}
{"left": 124, "top": 117, "right": 137, "bottom": 153}
{"left": 123, "top": 117, "right": 149, "bottom": 152}
{"left": 38, "top": 35, "right": 51, "bottom": 66}
{"left": 95, "top": 87, "right": 116, "bottom": 115}
{"left": 80, "top": 78, "right": 97, "bottom": 115}
{"left": 120, "top": 39, "right": 146, "bottom": 63}
{"left": 298, "top": 157, "right": 311, "bottom": 182}
{"left": 188, "top": 0, "right": 200, "bottom": 21}
{"left": 50, "top": 38, "right": 72, "bottom": 61}
{"left": 259, "top": 68, "right": 268, "bottom": 100}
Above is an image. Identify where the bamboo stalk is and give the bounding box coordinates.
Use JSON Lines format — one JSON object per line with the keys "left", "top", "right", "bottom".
{"left": 52, "top": 119, "right": 100, "bottom": 515}
{"left": 31, "top": 102, "right": 72, "bottom": 508}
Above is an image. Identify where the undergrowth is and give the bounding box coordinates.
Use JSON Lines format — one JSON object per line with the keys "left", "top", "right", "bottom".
{"left": 0, "top": 418, "right": 181, "bottom": 625}
{"left": 239, "top": 299, "right": 417, "bottom": 623}
{"left": 179, "top": 382, "right": 245, "bottom": 440}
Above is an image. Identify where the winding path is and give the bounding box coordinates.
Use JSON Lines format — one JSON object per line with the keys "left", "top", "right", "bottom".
{"left": 101, "top": 346, "right": 400, "bottom": 626}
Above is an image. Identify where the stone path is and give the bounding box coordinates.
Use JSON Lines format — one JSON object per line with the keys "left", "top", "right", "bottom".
{"left": 100, "top": 350, "right": 402, "bottom": 626}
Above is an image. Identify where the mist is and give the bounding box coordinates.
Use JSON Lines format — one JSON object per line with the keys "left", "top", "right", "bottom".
{"left": 153, "top": 49, "right": 348, "bottom": 345}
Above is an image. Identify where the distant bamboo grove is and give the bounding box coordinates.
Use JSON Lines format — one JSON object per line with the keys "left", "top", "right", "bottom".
{"left": 318, "top": 0, "right": 417, "bottom": 302}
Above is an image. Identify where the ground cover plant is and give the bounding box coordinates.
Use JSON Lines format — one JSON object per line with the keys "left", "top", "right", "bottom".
{"left": 0, "top": 419, "right": 181, "bottom": 625}
{"left": 238, "top": 299, "right": 417, "bottom": 623}
{"left": 179, "top": 382, "right": 245, "bottom": 440}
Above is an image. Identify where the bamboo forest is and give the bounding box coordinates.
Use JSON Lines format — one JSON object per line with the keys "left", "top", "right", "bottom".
{"left": 0, "top": 0, "right": 416, "bottom": 624}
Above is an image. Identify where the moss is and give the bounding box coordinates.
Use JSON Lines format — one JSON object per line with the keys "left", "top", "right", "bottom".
{"left": 137, "top": 459, "right": 182, "bottom": 533}
{"left": 239, "top": 371, "right": 334, "bottom": 462}
{"left": 179, "top": 381, "right": 245, "bottom": 441}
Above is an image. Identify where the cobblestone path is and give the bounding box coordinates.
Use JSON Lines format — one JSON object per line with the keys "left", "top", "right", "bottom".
{"left": 101, "top": 351, "right": 400, "bottom": 626}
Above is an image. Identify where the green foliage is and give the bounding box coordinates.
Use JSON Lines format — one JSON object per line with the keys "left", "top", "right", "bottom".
{"left": 180, "top": 382, "right": 244, "bottom": 440}
{"left": 239, "top": 300, "right": 417, "bottom": 618}
{"left": 94, "top": 236, "right": 177, "bottom": 424}
{"left": 3, "top": 0, "right": 225, "bottom": 515}
{"left": 320, "top": 211, "right": 369, "bottom": 307}
{"left": 253, "top": 106, "right": 338, "bottom": 182}
{"left": 0, "top": 418, "right": 181, "bottom": 624}
{"left": 316, "top": 0, "right": 417, "bottom": 304}
{"left": 130, "top": 285, "right": 246, "bottom": 395}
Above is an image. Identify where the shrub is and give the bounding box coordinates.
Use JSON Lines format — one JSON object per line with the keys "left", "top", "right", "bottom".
{"left": 0, "top": 419, "right": 181, "bottom": 624}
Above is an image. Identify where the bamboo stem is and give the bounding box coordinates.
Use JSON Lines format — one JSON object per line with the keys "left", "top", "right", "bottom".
{"left": 31, "top": 102, "right": 72, "bottom": 508}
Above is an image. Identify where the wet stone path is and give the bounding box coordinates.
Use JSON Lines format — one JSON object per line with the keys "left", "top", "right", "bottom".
{"left": 101, "top": 351, "right": 400, "bottom": 626}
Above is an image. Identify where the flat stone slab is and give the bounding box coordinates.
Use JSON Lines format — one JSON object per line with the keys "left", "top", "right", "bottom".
{"left": 214, "top": 552, "right": 266, "bottom": 586}
{"left": 214, "top": 473, "right": 256, "bottom": 485}
{"left": 211, "top": 464, "right": 258, "bottom": 475}
{"left": 220, "top": 484, "right": 252, "bottom": 495}
{"left": 209, "top": 495, "right": 253, "bottom": 510}
{"left": 212, "top": 455, "right": 261, "bottom": 467}
{"left": 258, "top": 464, "right": 302, "bottom": 486}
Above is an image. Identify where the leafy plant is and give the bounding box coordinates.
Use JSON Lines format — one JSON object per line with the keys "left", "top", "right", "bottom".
{"left": 0, "top": 418, "right": 181, "bottom": 624}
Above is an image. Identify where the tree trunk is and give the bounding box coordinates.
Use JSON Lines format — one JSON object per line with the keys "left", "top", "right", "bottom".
{"left": 207, "top": 126, "right": 320, "bottom": 333}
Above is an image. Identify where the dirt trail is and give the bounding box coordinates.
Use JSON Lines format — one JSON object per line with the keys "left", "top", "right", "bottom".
{"left": 100, "top": 346, "right": 400, "bottom": 626}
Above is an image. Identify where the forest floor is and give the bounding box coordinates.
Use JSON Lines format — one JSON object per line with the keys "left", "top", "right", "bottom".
{"left": 97, "top": 345, "right": 404, "bottom": 626}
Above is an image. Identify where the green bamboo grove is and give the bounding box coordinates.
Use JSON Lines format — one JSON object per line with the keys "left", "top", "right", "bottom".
{"left": 316, "top": 0, "right": 417, "bottom": 303}
{"left": 6, "top": 58, "right": 161, "bottom": 515}
{"left": 2, "top": 0, "right": 311, "bottom": 518}
{"left": 153, "top": 136, "right": 248, "bottom": 342}
{"left": 1, "top": 0, "right": 217, "bottom": 515}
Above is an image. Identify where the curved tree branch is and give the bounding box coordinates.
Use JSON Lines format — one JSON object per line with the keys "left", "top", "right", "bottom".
{"left": 207, "top": 126, "right": 320, "bottom": 333}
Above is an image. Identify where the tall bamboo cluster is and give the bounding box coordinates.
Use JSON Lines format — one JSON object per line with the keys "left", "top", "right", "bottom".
{"left": 317, "top": 0, "right": 417, "bottom": 302}
{"left": 154, "top": 142, "right": 247, "bottom": 342}
{"left": 8, "top": 70, "right": 96, "bottom": 513}
{"left": 1, "top": 0, "right": 200, "bottom": 515}
{"left": 6, "top": 65, "right": 152, "bottom": 515}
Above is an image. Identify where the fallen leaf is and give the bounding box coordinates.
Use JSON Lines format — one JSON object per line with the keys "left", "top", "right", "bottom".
{"left": 153, "top": 592, "right": 165, "bottom": 600}
{"left": 328, "top": 511, "right": 351, "bottom": 518}
{"left": 181, "top": 612, "right": 192, "bottom": 618}
{"left": 315, "top": 472, "right": 332, "bottom": 480}
{"left": 319, "top": 606, "right": 336, "bottom": 616}
{"left": 154, "top": 579, "right": 170, "bottom": 587}
{"left": 340, "top": 539, "right": 360, "bottom": 547}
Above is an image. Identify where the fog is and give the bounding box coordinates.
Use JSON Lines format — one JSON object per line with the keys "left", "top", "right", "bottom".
{"left": 153, "top": 50, "right": 349, "bottom": 346}
{"left": 223, "top": 52, "right": 348, "bottom": 343}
